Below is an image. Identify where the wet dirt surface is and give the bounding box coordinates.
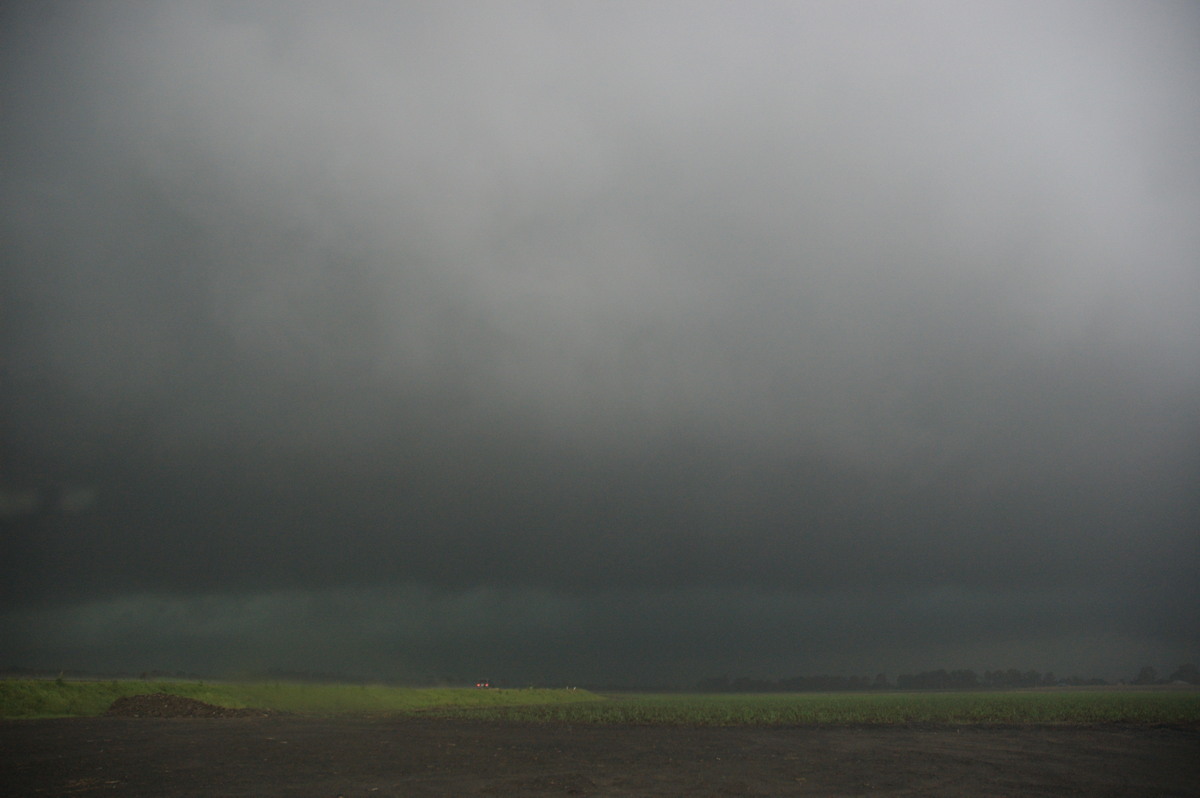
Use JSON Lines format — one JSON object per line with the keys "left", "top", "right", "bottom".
{"left": 104, "top": 693, "right": 277, "bottom": 719}
{"left": 3, "top": 715, "right": 1198, "bottom": 796}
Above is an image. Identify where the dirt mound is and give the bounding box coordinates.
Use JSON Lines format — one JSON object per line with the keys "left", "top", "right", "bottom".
{"left": 105, "top": 693, "right": 271, "bottom": 718}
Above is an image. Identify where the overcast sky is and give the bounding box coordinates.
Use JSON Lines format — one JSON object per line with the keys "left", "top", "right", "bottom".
{"left": 2, "top": 0, "right": 1198, "bottom": 686}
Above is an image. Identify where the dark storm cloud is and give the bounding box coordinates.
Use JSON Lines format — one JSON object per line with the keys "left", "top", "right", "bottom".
{"left": 2, "top": 1, "right": 1198, "bottom": 682}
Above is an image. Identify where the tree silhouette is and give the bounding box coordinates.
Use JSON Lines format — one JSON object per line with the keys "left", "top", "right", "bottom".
{"left": 1167, "top": 663, "right": 1198, "bottom": 685}
{"left": 1132, "top": 666, "right": 1159, "bottom": 685}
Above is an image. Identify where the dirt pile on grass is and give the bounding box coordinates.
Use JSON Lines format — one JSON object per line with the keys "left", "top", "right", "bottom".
{"left": 105, "top": 693, "right": 271, "bottom": 718}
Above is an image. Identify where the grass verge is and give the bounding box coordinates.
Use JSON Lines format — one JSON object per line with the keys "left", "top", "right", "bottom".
{"left": 0, "top": 679, "right": 599, "bottom": 719}
{"left": 3, "top": 681, "right": 1197, "bottom": 725}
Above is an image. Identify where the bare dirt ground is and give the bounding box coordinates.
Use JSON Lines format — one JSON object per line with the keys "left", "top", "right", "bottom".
{"left": 3, "top": 712, "right": 1198, "bottom": 797}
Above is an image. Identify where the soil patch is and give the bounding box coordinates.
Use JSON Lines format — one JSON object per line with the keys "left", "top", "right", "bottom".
{"left": 3, "top": 716, "right": 1197, "bottom": 797}
{"left": 105, "top": 692, "right": 274, "bottom": 719}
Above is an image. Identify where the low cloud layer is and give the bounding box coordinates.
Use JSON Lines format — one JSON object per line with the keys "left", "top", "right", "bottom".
{"left": 2, "top": 1, "right": 1198, "bottom": 683}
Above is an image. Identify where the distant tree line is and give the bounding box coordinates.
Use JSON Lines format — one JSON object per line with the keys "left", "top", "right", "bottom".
{"left": 1133, "top": 663, "right": 1199, "bottom": 686}
{"left": 696, "top": 674, "right": 881, "bottom": 692}
{"left": 695, "top": 663, "right": 1200, "bottom": 692}
{"left": 897, "top": 669, "right": 1063, "bottom": 690}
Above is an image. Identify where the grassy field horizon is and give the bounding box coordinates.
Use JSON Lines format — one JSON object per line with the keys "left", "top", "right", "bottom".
{"left": 0, "top": 679, "right": 600, "bottom": 719}
{"left": 3, "top": 679, "right": 1198, "bottom": 725}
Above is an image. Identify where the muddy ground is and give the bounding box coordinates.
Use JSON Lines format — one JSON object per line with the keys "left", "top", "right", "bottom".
{"left": 3, "top": 714, "right": 1198, "bottom": 797}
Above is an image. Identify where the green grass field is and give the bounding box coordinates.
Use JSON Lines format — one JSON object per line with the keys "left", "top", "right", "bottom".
{"left": 2, "top": 680, "right": 1197, "bottom": 725}
{"left": 0, "top": 679, "right": 598, "bottom": 719}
